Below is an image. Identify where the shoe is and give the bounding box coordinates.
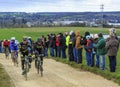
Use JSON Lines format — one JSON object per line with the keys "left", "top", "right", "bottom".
{"left": 22, "top": 70, "right": 25, "bottom": 75}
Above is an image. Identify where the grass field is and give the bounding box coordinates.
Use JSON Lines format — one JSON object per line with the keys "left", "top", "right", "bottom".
{"left": 0, "top": 27, "right": 120, "bottom": 85}
{"left": 0, "top": 64, "right": 14, "bottom": 87}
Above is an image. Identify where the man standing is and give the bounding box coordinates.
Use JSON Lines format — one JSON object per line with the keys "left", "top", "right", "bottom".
{"left": 94, "top": 33, "right": 106, "bottom": 70}
{"left": 59, "top": 33, "right": 66, "bottom": 58}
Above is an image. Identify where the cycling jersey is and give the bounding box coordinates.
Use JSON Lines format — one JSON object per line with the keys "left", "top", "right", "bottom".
{"left": 10, "top": 40, "right": 18, "bottom": 52}
{"left": 20, "top": 42, "right": 29, "bottom": 53}
{"left": 3, "top": 40, "right": 10, "bottom": 47}
{"left": 34, "top": 42, "right": 44, "bottom": 55}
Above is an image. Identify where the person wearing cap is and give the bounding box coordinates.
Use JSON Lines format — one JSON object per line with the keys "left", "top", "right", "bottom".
{"left": 94, "top": 33, "right": 106, "bottom": 70}
{"left": 106, "top": 32, "right": 119, "bottom": 72}
{"left": 84, "top": 35, "right": 93, "bottom": 66}
{"left": 92, "top": 34, "right": 100, "bottom": 68}
{"left": 68, "top": 31, "right": 75, "bottom": 61}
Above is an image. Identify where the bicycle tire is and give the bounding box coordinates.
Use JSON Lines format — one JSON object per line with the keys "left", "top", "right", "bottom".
{"left": 40, "top": 65, "right": 43, "bottom": 77}
{"left": 5, "top": 50, "right": 9, "bottom": 59}
{"left": 37, "top": 61, "right": 40, "bottom": 74}
{"left": 24, "top": 62, "right": 28, "bottom": 80}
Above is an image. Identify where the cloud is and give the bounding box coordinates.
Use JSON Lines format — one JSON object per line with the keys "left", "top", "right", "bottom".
{"left": 0, "top": 0, "right": 120, "bottom": 12}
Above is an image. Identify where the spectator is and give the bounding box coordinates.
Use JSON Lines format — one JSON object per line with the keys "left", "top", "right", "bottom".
{"left": 55, "top": 33, "right": 61, "bottom": 57}
{"left": 72, "top": 32, "right": 77, "bottom": 62}
{"left": 93, "top": 34, "right": 100, "bottom": 68}
{"left": 84, "top": 35, "right": 93, "bottom": 66}
{"left": 106, "top": 30, "right": 119, "bottom": 72}
{"left": 75, "top": 31, "right": 83, "bottom": 64}
{"left": 68, "top": 31, "right": 74, "bottom": 61}
{"left": 59, "top": 33, "right": 66, "bottom": 58}
{"left": 0, "top": 40, "right": 2, "bottom": 53}
{"left": 43, "top": 37, "right": 49, "bottom": 57}
{"left": 49, "top": 34, "right": 56, "bottom": 57}
{"left": 94, "top": 33, "right": 106, "bottom": 70}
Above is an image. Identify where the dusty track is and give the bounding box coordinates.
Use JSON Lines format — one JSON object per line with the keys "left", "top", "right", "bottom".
{"left": 0, "top": 54, "right": 120, "bottom": 87}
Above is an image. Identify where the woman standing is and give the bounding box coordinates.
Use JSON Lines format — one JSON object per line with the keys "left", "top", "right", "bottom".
{"left": 106, "top": 32, "right": 119, "bottom": 72}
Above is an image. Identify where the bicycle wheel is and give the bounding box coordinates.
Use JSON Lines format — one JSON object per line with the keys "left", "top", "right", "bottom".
{"left": 15, "top": 58, "right": 18, "bottom": 67}
{"left": 39, "top": 65, "right": 43, "bottom": 77}
{"left": 5, "top": 50, "right": 9, "bottom": 59}
{"left": 24, "top": 62, "right": 28, "bottom": 80}
{"left": 37, "top": 62, "right": 40, "bottom": 74}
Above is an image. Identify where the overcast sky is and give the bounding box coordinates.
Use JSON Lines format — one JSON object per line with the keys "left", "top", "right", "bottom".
{"left": 0, "top": 0, "right": 120, "bottom": 12}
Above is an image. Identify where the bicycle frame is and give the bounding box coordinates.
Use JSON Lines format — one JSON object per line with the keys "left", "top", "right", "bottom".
{"left": 12, "top": 51, "right": 18, "bottom": 66}
{"left": 24, "top": 55, "right": 30, "bottom": 80}
{"left": 5, "top": 47, "right": 9, "bottom": 59}
{"left": 36, "top": 54, "right": 44, "bottom": 77}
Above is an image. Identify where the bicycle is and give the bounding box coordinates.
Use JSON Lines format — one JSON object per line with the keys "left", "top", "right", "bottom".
{"left": 11, "top": 51, "right": 18, "bottom": 66}
{"left": 35, "top": 54, "right": 44, "bottom": 77}
{"left": 24, "top": 55, "right": 31, "bottom": 80}
{"left": 5, "top": 47, "right": 9, "bottom": 59}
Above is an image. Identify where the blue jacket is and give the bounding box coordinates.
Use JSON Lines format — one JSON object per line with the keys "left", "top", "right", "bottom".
{"left": 10, "top": 41, "right": 18, "bottom": 51}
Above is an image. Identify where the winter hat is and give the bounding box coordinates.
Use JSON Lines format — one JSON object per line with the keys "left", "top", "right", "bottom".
{"left": 85, "top": 31, "right": 90, "bottom": 36}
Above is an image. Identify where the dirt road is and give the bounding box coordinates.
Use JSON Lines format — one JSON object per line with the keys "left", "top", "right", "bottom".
{"left": 0, "top": 54, "right": 120, "bottom": 87}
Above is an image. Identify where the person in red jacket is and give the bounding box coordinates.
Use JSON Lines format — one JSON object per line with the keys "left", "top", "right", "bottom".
{"left": 3, "top": 39, "right": 10, "bottom": 53}
{"left": 84, "top": 35, "right": 93, "bottom": 66}
{"left": 55, "top": 33, "right": 61, "bottom": 57}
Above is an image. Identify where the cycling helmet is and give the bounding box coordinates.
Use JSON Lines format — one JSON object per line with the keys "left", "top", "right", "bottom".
{"left": 28, "top": 37, "right": 31, "bottom": 39}
{"left": 23, "top": 36, "right": 27, "bottom": 41}
{"left": 11, "top": 37, "right": 15, "bottom": 40}
{"left": 37, "top": 38, "right": 42, "bottom": 42}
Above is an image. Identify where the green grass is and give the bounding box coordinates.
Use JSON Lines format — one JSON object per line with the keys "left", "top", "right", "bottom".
{"left": 0, "top": 64, "right": 14, "bottom": 87}
{"left": 0, "top": 27, "right": 120, "bottom": 85}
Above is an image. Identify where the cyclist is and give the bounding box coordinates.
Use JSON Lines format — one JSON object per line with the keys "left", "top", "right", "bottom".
{"left": 3, "top": 39, "right": 10, "bottom": 56}
{"left": 34, "top": 38, "right": 44, "bottom": 68}
{"left": 19, "top": 37, "right": 32, "bottom": 75}
{"left": 10, "top": 37, "right": 19, "bottom": 64}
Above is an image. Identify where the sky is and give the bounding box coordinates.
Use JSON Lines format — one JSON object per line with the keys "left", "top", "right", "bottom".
{"left": 0, "top": 0, "right": 120, "bottom": 12}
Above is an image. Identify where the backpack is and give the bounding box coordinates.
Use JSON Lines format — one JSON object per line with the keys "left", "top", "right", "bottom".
{"left": 80, "top": 37, "right": 87, "bottom": 45}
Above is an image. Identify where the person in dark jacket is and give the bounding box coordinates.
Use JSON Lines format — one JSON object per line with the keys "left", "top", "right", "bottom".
{"left": 59, "top": 33, "right": 66, "bottom": 58}
{"left": 72, "top": 32, "right": 77, "bottom": 62}
{"left": 68, "top": 31, "right": 74, "bottom": 61}
{"left": 43, "top": 37, "right": 49, "bottom": 57}
{"left": 49, "top": 34, "right": 56, "bottom": 57}
{"left": 106, "top": 30, "right": 119, "bottom": 72}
